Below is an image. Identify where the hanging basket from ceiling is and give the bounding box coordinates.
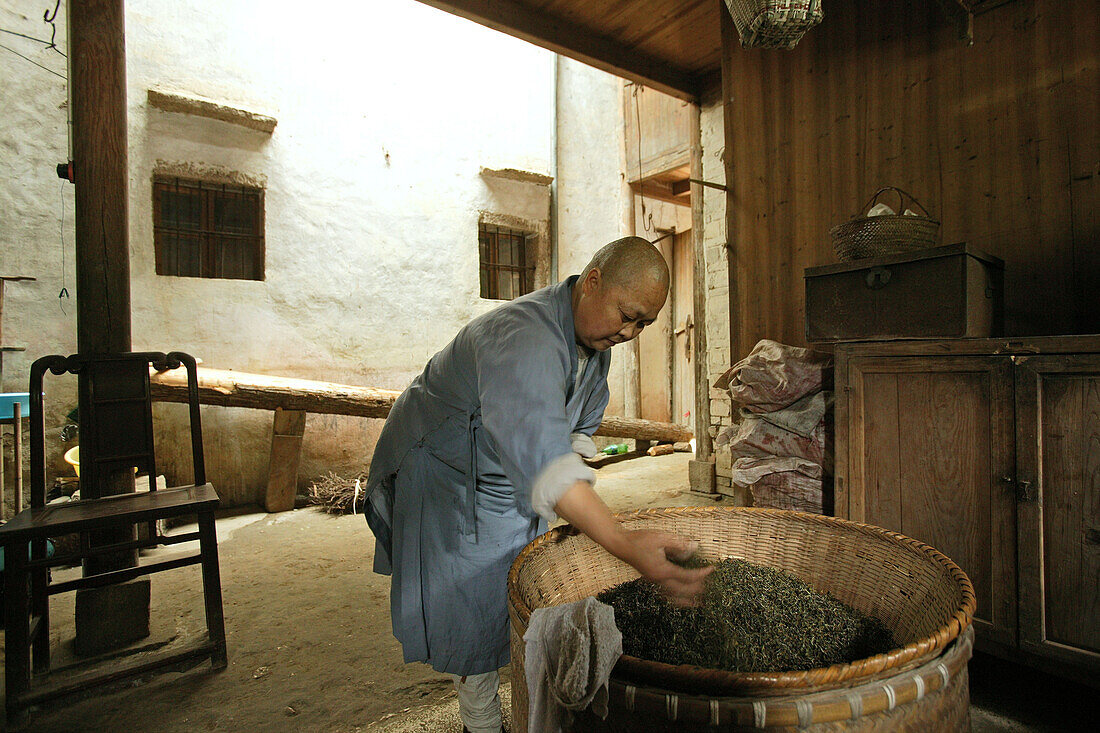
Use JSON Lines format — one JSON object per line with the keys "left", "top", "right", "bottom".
{"left": 724, "top": 0, "right": 824, "bottom": 49}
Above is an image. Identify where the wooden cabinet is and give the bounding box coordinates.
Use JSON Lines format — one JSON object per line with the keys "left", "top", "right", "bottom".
{"left": 835, "top": 337, "right": 1100, "bottom": 684}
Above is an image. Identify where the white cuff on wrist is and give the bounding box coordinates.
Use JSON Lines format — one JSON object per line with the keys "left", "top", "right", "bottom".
{"left": 531, "top": 452, "right": 596, "bottom": 523}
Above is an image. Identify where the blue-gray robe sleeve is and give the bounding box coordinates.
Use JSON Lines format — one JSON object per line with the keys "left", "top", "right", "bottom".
{"left": 575, "top": 377, "right": 610, "bottom": 437}
{"left": 473, "top": 312, "right": 594, "bottom": 521}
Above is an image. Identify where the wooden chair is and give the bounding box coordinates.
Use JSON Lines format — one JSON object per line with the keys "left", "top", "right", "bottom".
{"left": 0, "top": 351, "right": 227, "bottom": 721}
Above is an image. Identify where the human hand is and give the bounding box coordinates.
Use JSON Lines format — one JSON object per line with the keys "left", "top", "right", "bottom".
{"left": 617, "top": 529, "right": 714, "bottom": 607}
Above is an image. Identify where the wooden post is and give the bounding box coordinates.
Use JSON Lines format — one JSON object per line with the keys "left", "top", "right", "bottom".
{"left": 689, "top": 103, "right": 712, "bottom": 463}
{"left": 0, "top": 276, "right": 35, "bottom": 519}
{"left": 72, "top": 0, "right": 131, "bottom": 360}
{"left": 688, "top": 101, "right": 716, "bottom": 493}
{"left": 720, "top": 2, "right": 743, "bottom": 366}
{"left": 69, "top": 0, "right": 149, "bottom": 654}
{"left": 264, "top": 408, "right": 307, "bottom": 513}
{"left": 624, "top": 192, "right": 642, "bottom": 418}
{"left": 12, "top": 401, "right": 22, "bottom": 512}
{"left": 71, "top": 0, "right": 135, "bottom": 525}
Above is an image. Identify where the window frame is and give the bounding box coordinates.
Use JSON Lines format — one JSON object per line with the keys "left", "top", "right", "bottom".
{"left": 152, "top": 177, "right": 266, "bottom": 281}
{"left": 478, "top": 222, "right": 536, "bottom": 300}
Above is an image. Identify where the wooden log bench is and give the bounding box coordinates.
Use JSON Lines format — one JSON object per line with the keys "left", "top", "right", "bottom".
{"left": 149, "top": 367, "right": 692, "bottom": 512}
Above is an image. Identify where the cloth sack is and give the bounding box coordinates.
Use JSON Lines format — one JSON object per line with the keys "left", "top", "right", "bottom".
{"left": 733, "top": 456, "right": 825, "bottom": 513}
{"left": 716, "top": 409, "right": 826, "bottom": 467}
{"left": 713, "top": 339, "right": 831, "bottom": 413}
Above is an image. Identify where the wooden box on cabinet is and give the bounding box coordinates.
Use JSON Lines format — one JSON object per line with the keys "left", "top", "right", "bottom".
{"left": 834, "top": 336, "right": 1100, "bottom": 685}
{"left": 804, "top": 243, "right": 1004, "bottom": 343}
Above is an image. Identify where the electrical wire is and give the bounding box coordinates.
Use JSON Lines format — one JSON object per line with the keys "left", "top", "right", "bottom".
{"left": 0, "top": 40, "right": 65, "bottom": 78}
{"left": 632, "top": 83, "right": 653, "bottom": 234}
{"left": 59, "top": 180, "right": 70, "bottom": 313}
{"left": 43, "top": 0, "right": 64, "bottom": 56}
{"left": 0, "top": 26, "right": 63, "bottom": 54}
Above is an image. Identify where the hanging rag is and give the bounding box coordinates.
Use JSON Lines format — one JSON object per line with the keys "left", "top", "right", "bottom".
{"left": 523, "top": 596, "right": 622, "bottom": 733}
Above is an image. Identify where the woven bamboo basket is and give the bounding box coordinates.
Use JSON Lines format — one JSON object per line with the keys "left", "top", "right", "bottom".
{"left": 724, "top": 0, "right": 824, "bottom": 50}
{"left": 829, "top": 187, "right": 940, "bottom": 261}
{"left": 508, "top": 507, "right": 976, "bottom": 731}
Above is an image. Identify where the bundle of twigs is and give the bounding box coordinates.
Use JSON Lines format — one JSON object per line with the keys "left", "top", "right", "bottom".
{"left": 306, "top": 471, "right": 368, "bottom": 514}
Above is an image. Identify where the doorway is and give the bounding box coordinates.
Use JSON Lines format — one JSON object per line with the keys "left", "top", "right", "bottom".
{"left": 638, "top": 227, "right": 694, "bottom": 428}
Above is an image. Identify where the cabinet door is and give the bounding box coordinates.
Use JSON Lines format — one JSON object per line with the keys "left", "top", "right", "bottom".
{"left": 1015, "top": 356, "right": 1100, "bottom": 673}
{"left": 845, "top": 356, "right": 1016, "bottom": 647}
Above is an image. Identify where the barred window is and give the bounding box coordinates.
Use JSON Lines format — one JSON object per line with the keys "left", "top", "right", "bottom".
{"left": 479, "top": 223, "right": 535, "bottom": 300}
{"left": 153, "top": 178, "right": 265, "bottom": 280}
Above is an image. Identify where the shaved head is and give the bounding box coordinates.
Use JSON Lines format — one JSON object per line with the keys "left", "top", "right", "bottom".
{"left": 571, "top": 236, "right": 670, "bottom": 352}
{"left": 579, "top": 236, "right": 670, "bottom": 291}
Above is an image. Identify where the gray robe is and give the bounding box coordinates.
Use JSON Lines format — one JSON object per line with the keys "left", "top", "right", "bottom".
{"left": 365, "top": 276, "right": 611, "bottom": 675}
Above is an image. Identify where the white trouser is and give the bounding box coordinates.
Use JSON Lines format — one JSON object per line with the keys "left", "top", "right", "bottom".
{"left": 450, "top": 670, "right": 502, "bottom": 733}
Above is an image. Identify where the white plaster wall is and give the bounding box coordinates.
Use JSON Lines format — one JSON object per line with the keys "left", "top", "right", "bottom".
{"left": 1, "top": 0, "right": 648, "bottom": 508}
{"left": 3, "top": 0, "right": 566, "bottom": 505}
{"left": 554, "top": 57, "right": 632, "bottom": 417}
{"left": 126, "top": 0, "right": 554, "bottom": 383}
{"left": 0, "top": 3, "right": 78, "bottom": 514}
{"left": 130, "top": 0, "right": 558, "bottom": 504}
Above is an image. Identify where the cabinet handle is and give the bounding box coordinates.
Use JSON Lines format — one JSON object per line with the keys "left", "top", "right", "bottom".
{"left": 865, "top": 267, "right": 892, "bottom": 289}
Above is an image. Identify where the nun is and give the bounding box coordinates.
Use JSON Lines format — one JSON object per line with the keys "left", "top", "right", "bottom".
{"left": 365, "top": 236, "right": 712, "bottom": 733}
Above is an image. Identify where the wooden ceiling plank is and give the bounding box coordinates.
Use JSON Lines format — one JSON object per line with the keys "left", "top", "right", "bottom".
{"left": 544, "top": 1, "right": 720, "bottom": 75}
{"left": 415, "top": 0, "right": 701, "bottom": 101}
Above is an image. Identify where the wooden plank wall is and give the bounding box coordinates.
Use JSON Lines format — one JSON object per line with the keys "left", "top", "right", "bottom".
{"left": 721, "top": 0, "right": 1099, "bottom": 360}
{"left": 623, "top": 83, "right": 692, "bottom": 181}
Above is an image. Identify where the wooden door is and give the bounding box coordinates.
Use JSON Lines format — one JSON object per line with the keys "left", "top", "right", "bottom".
{"left": 1015, "top": 356, "right": 1100, "bottom": 675}
{"left": 846, "top": 355, "right": 1017, "bottom": 648}
{"left": 671, "top": 230, "right": 695, "bottom": 428}
{"left": 638, "top": 231, "right": 673, "bottom": 423}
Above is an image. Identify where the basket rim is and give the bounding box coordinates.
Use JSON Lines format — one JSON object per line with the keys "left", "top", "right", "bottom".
{"left": 507, "top": 506, "right": 976, "bottom": 694}
{"left": 829, "top": 213, "right": 942, "bottom": 236}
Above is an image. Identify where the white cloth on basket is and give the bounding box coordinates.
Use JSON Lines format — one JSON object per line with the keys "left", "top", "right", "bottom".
{"left": 523, "top": 597, "right": 622, "bottom": 733}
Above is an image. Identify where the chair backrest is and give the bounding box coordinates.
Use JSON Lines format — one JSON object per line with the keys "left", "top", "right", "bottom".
{"left": 29, "top": 351, "right": 206, "bottom": 509}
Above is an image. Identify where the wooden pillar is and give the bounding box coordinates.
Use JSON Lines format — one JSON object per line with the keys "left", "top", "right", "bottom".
{"left": 719, "top": 2, "right": 743, "bottom": 365}
{"left": 688, "top": 101, "right": 716, "bottom": 493}
{"left": 624, "top": 192, "right": 642, "bottom": 418}
{"left": 70, "top": 0, "right": 148, "bottom": 653}
{"left": 72, "top": 0, "right": 131, "bottom": 358}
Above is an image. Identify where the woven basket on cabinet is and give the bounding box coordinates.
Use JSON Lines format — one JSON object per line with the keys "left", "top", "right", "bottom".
{"left": 830, "top": 186, "right": 941, "bottom": 261}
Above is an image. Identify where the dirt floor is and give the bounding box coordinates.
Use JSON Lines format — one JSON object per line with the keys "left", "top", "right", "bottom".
{"left": 3, "top": 452, "right": 1097, "bottom": 732}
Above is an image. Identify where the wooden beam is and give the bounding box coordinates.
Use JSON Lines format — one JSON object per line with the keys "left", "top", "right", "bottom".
{"left": 147, "top": 88, "right": 277, "bottom": 133}
{"left": 415, "top": 0, "right": 701, "bottom": 102}
{"left": 593, "top": 415, "right": 692, "bottom": 443}
{"left": 633, "top": 179, "right": 691, "bottom": 207}
{"left": 628, "top": 146, "right": 691, "bottom": 183}
{"left": 149, "top": 367, "right": 692, "bottom": 442}
{"left": 149, "top": 368, "right": 400, "bottom": 418}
